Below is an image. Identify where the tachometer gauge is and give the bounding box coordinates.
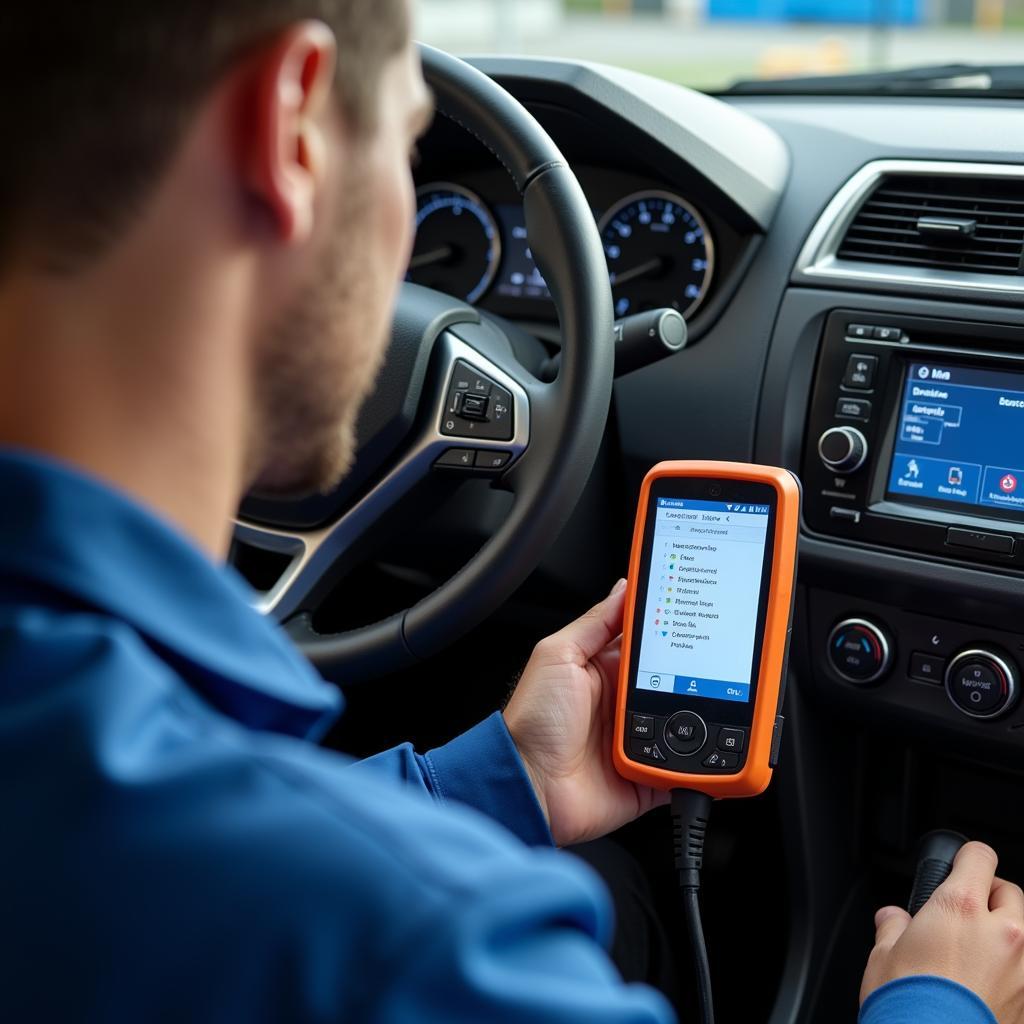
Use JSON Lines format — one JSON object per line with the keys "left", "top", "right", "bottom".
{"left": 407, "top": 183, "right": 501, "bottom": 304}
{"left": 598, "top": 190, "right": 714, "bottom": 319}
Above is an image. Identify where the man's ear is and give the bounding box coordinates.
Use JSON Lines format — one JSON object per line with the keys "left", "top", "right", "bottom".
{"left": 243, "top": 20, "right": 338, "bottom": 244}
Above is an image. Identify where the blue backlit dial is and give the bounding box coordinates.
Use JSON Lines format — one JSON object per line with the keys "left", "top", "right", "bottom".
{"left": 407, "top": 183, "right": 501, "bottom": 304}
{"left": 598, "top": 190, "right": 714, "bottom": 320}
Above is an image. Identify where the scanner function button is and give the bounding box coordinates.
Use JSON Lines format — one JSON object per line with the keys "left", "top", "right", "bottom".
{"left": 664, "top": 711, "right": 707, "bottom": 756}
{"left": 703, "top": 750, "right": 738, "bottom": 770}
{"left": 717, "top": 727, "right": 746, "bottom": 753}
{"left": 629, "top": 714, "right": 655, "bottom": 740}
{"left": 630, "top": 739, "right": 667, "bottom": 763}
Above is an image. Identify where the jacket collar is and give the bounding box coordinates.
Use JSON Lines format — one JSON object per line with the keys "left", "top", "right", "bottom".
{"left": 0, "top": 448, "right": 341, "bottom": 739}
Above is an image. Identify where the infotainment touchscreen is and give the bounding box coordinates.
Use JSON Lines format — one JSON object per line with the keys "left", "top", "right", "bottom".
{"left": 886, "top": 362, "right": 1024, "bottom": 520}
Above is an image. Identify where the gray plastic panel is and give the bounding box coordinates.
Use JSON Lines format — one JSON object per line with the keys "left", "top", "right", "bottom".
{"left": 467, "top": 56, "right": 790, "bottom": 232}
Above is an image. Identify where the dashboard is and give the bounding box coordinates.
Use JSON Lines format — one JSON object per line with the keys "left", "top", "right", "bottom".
{"left": 404, "top": 60, "right": 1024, "bottom": 1023}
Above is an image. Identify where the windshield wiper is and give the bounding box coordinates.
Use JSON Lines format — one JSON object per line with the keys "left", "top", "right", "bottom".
{"left": 724, "top": 63, "right": 1024, "bottom": 97}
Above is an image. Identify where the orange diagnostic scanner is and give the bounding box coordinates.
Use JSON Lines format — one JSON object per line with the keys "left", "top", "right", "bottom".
{"left": 613, "top": 461, "right": 800, "bottom": 797}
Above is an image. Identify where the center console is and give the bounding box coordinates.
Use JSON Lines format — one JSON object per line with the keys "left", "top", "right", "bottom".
{"left": 804, "top": 310, "right": 1024, "bottom": 570}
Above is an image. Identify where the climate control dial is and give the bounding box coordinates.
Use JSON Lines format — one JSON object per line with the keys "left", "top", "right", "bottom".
{"left": 818, "top": 426, "right": 868, "bottom": 474}
{"left": 945, "top": 649, "right": 1018, "bottom": 720}
{"left": 828, "top": 618, "right": 892, "bottom": 684}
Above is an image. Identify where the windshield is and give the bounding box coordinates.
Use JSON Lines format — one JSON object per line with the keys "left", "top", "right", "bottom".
{"left": 416, "top": 0, "right": 1024, "bottom": 95}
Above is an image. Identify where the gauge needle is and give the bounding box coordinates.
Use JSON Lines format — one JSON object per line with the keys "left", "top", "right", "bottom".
{"left": 610, "top": 256, "right": 665, "bottom": 286}
{"left": 408, "top": 245, "right": 455, "bottom": 270}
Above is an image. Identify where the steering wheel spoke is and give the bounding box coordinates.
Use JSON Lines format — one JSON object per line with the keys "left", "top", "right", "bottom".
{"left": 235, "top": 330, "right": 531, "bottom": 622}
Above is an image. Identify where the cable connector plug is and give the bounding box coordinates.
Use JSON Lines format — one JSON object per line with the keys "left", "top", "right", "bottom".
{"left": 672, "top": 787, "right": 713, "bottom": 891}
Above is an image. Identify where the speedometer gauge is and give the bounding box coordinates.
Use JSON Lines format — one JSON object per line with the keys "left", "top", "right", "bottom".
{"left": 598, "top": 190, "right": 714, "bottom": 319}
{"left": 407, "top": 183, "right": 501, "bottom": 304}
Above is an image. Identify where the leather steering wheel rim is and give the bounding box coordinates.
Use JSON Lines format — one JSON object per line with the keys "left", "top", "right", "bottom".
{"left": 261, "top": 45, "right": 615, "bottom": 682}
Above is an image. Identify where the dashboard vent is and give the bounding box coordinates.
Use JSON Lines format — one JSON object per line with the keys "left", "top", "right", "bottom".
{"left": 837, "top": 174, "right": 1024, "bottom": 276}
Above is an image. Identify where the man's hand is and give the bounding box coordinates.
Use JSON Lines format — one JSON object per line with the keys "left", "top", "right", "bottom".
{"left": 503, "top": 579, "right": 669, "bottom": 848}
{"left": 860, "top": 841, "right": 1024, "bottom": 1021}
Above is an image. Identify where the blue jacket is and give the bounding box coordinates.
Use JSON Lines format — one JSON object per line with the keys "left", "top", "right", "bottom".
{"left": 0, "top": 450, "right": 993, "bottom": 1023}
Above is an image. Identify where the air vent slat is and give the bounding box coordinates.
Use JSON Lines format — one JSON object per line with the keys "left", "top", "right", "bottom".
{"left": 849, "top": 224, "right": 1024, "bottom": 246}
{"left": 863, "top": 201, "right": 1024, "bottom": 221}
{"left": 838, "top": 173, "right": 1024, "bottom": 276}
{"left": 843, "top": 234, "right": 1022, "bottom": 257}
{"left": 876, "top": 188, "right": 1024, "bottom": 208}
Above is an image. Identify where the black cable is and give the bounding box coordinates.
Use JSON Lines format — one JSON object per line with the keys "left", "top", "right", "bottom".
{"left": 671, "top": 788, "right": 714, "bottom": 1024}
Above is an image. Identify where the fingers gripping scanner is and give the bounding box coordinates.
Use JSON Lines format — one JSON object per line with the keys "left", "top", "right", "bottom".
{"left": 612, "top": 461, "right": 801, "bottom": 1024}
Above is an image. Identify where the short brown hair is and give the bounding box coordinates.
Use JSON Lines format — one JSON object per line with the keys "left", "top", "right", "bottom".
{"left": 0, "top": 1, "right": 409, "bottom": 275}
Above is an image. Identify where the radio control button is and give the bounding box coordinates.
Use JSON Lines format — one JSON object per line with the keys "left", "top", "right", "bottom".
{"left": 717, "top": 727, "right": 746, "bottom": 752}
{"left": 664, "top": 711, "right": 707, "bottom": 756}
{"left": 828, "top": 618, "right": 892, "bottom": 684}
{"left": 829, "top": 506, "right": 861, "bottom": 523}
{"left": 630, "top": 739, "right": 667, "bottom": 762}
{"left": 835, "top": 397, "right": 872, "bottom": 421}
{"left": 847, "top": 324, "right": 874, "bottom": 340}
{"left": 873, "top": 326, "right": 901, "bottom": 342}
{"left": 629, "top": 714, "right": 655, "bottom": 739}
{"left": 818, "top": 426, "right": 868, "bottom": 474}
{"left": 945, "top": 649, "right": 1018, "bottom": 720}
{"left": 909, "top": 652, "right": 945, "bottom": 685}
{"left": 842, "top": 354, "right": 878, "bottom": 389}
{"left": 945, "top": 527, "right": 1014, "bottom": 556}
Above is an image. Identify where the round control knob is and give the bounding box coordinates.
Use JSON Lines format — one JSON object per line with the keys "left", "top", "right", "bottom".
{"left": 664, "top": 711, "right": 707, "bottom": 756}
{"left": 818, "top": 426, "right": 868, "bottom": 474}
{"left": 945, "top": 649, "right": 1018, "bottom": 720}
{"left": 828, "top": 618, "right": 892, "bottom": 684}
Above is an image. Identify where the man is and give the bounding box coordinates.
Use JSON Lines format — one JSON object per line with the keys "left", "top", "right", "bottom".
{"left": 0, "top": 3, "right": 1022, "bottom": 1021}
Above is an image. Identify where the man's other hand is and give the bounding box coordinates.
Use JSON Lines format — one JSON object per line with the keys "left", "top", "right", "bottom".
{"left": 503, "top": 579, "right": 669, "bottom": 848}
{"left": 860, "top": 841, "right": 1024, "bottom": 1021}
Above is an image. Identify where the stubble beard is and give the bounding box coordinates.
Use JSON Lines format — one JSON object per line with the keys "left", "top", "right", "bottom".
{"left": 246, "top": 184, "right": 390, "bottom": 499}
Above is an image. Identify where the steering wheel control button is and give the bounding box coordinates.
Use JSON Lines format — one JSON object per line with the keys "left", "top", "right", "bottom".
{"left": 945, "top": 649, "right": 1018, "bottom": 719}
{"left": 629, "top": 714, "right": 655, "bottom": 739}
{"left": 842, "top": 353, "right": 878, "bottom": 390}
{"left": 442, "top": 361, "right": 514, "bottom": 441}
{"left": 716, "top": 727, "right": 746, "bottom": 753}
{"left": 663, "top": 711, "right": 707, "bottom": 756}
{"left": 630, "top": 739, "right": 666, "bottom": 763}
{"left": 459, "top": 394, "right": 489, "bottom": 420}
{"left": 474, "top": 451, "right": 511, "bottom": 470}
{"left": 909, "top": 652, "right": 945, "bottom": 685}
{"left": 835, "top": 397, "right": 872, "bottom": 421}
{"left": 818, "top": 426, "right": 868, "bottom": 474}
{"left": 828, "top": 618, "right": 892, "bottom": 684}
{"left": 434, "top": 448, "right": 476, "bottom": 470}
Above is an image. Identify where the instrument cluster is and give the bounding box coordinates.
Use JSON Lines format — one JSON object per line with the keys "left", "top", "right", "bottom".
{"left": 406, "top": 173, "right": 715, "bottom": 323}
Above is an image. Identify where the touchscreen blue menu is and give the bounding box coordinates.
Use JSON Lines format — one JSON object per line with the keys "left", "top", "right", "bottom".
{"left": 887, "top": 363, "right": 1024, "bottom": 514}
{"left": 635, "top": 498, "right": 770, "bottom": 704}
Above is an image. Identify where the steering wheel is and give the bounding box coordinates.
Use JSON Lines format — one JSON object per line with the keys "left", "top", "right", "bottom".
{"left": 234, "top": 45, "right": 614, "bottom": 683}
